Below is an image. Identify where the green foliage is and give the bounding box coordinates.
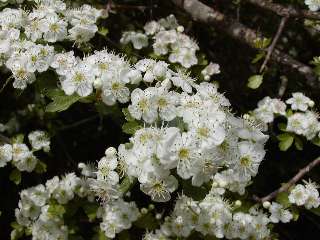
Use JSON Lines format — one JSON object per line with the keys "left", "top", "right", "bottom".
{"left": 45, "top": 89, "right": 82, "bottom": 112}
{"left": 122, "top": 121, "right": 142, "bottom": 135}
{"left": 247, "top": 75, "right": 263, "bottom": 89}
{"left": 9, "top": 169, "right": 21, "bottom": 185}
{"left": 277, "top": 133, "right": 294, "bottom": 151}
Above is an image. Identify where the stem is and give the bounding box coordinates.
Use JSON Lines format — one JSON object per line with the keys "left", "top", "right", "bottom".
{"left": 254, "top": 156, "right": 320, "bottom": 203}
{"left": 246, "top": 0, "right": 320, "bottom": 20}
{"left": 260, "top": 16, "right": 288, "bottom": 73}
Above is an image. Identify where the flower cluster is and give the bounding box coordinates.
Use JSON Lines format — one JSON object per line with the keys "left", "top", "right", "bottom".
{"left": 121, "top": 15, "right": 200, "bottom": 68}
{"left": 98, "top": 198, "right": 140, "bottom": 238}
{"left": 252, "top": 92, "right": 320, "bottom": 140}
{"left": 289, "top": 180, "right": 320, "bottom": 209}
{"left": 146, "top": 193, "right": 271, "bottom": 239}
{"left": 0, "top": 130, "right": 50, "bottom": 172}
{"left": 0, "top": 0, "right": 102, "bottom": 89}
{"left": 305, "top": 0, "right": 320, "bottom": 11}
{"left": 13, "top": 173, "right": 94, "bottom": 240}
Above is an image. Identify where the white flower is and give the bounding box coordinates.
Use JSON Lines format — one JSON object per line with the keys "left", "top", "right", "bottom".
{"left": 101, "top": 69, "right": 131, "bottom": 105}
{"left": 289, "top": 184, "right": 308, "bottom": 206}
{"left": 0, "top": 143, "right": 12, "bottom": 167}
{"left": 140, "top": 175, "right": 178, "bottom": 202}
{"left": 128, "top": 88, "right": 158, "bottom": 123}
{"left": 305, "top": 0, "right": 320, "bottom": 11}
{"left": 96, "top": 147, "right": 119, "bottom": 185}
{"left": 286, "top": 92, "right": 314, "bottom": 111}
{"left": 51, "top": 51, "right": 77, "bottom": 75}
{"left": 61, "top": 62, "right": 94, "bottom": 97}
{"left": 201, "top": 62, "right": 220, "bottom": 80}
{"left": 232, "top": 141, "right": 265, "bottom": 181}
{"left": 39, "top": 13, "right": 67, "bottom": 42}
{"left": 121, "top": 31, "right": 148, "bottom": 50}
{"left": 28, "top": 130, "right": 50, "bottom": 152}
{"left": 269, "top": 202, "right": 293, "bottom": 223}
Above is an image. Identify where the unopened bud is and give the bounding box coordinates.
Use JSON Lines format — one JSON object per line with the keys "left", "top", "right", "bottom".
{"left": 263, "top": 201, "right": 271, "bottom": 209}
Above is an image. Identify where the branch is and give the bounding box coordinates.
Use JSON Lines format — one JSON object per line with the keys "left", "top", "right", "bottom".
{"left": 246, "top": 0, "right": 320, "bottom": 20}
{"left": 171, "top": 0, "right": 319, "bottom": 88}
{"left": 254, "top": 156, "right": 320, "bottom": 203}
{"left": 260, "top": 16, "right": 288, "bottom": 73}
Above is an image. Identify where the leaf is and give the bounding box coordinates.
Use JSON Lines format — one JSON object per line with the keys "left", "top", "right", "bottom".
{"left": 275, "top": 191, "right": 291, "bottom": 208}
{"left": 45, "top": 89, "right": 81, "bottom": 113}
{"left": 48, "top": 204, "right": 65, "bottom": 218}
{"left": 247, "top": 75, "right": 263, "bottom": 89}
{"left": 122, "top": 121, "right": 142, "bottom": 135}
{"left": 277, "top": 133, "right": 294, "bottom": 151}
{"left": 34, "top": 161, "right": 47, "bottom": 174}
{"left": 277, "top": 123, "right": 287, "bottom": 132}
{"left": 294, "top": 136, "right": 303, "bottom": 151}
{"left": 312, "top": 137, "right": 320, "bottom": 147}
{"left": 122, "top": 108, "right": 135, "bottom": 122}
{"left": 9, "top": 169, "right": 21, "bottom": 185}
{"left": 252, "top": 52, "right": 266, "bottom": 64}
{"left": 82, "top": 203, "right": 99, "bottom": 222}
{"left": 134, "top": 212, "right": 158, "bottom": 230}
{"left": 309, "top": 207, "right": 320, "bottom": 217}
{"left": 98, "top": 27, "right": 109, "bottom": 37}
{"left": 290, "top": 206, "right": 300, "bottom": 221}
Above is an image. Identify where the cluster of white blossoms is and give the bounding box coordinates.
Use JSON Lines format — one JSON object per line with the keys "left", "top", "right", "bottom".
{"left": 305, "top": 0, "right": 320, "bottom": 11}
{"left": 13, "top": 173, "right": 94, "bottom": 240}
{"left": 0, "top": 130, "right": 50, "bottom": 172}
{"left": 0, "top": 0, "right": 102, "bottom": 89}
{"left": 143, "top": 193, "right": 272, "bottom": 239}
{"left": 121, "top": 15, "right": 200, "bottom": 68}
{"left": 98, "top": 198, "right": 140, "bottom": 238}
{"left": 289, "top": 180, "right": 320, "bottom": 209}
{"left": 252, "top": 92, "right": 320, "bottom": 140}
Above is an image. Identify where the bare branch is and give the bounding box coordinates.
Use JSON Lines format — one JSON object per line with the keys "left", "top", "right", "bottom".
{"left": 254, "top": 156, "right": 320, "bottom": 203}
{"left": 260, "top": 16, "right": 288, "bottom": 73}
{"left": 246, "top": 0, "right": 320, "bottom": 20}
{"left": 171, "top": 0, "right": 319, "bottom": 88}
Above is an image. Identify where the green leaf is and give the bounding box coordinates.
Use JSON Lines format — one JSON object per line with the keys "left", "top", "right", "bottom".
{"left": 98, "top": 27, "right": 109, "bottom": 37}
{"left": 275, "top": 191, "right": 291, "bottom": 208}
{"left": 309, "top": 207, "right": 320, "bottom": 217}
{"left": 247, "top": 75, "right": 263, "bottom": 89}
{"left": 82, "top": 203, "right": 99, "bottom": 222}
{"left": 253, "top": 37, "right": 271, "bottom": 49}
{"left": 277, "top": 123, "right": 287, "bottom": 131}
{"left": 294, "top": 136, "right": 303, "bottom": 151}
{"left": 252, "top": 52, "right": 266, "bottom": 64}
{"left": 312, "top": 137, "right": 320, "bottom": 147}
{"left": 134, "top": 212, "right": 158, "bottom": 230}
{"left": 9, "top": 169, "right": 21, "bottom": 185}
{"left": 122, "top": 121, "right": 142, "bottom": 135}
{"left": 122, "top": 108, "right": 135, "bottom": 122}
{"left": 277, "top": 133, "right": 294, "bottom": 151}
{"left": 290, "top": 206, "right": 300, "bottom": 221}
{"left": 45, "top": 89, "right": 82, "bottom": 112}
{"left": 34, "top": 161, "right": 47, "bottom": 174}
{"left": 48, "top": 204, "right": 65, "bottom": 218}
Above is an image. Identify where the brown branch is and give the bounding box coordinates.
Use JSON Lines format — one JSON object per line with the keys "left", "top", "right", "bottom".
{"left": 171, "top": 0, "right": 319, "bottom": 89}
{"left": 278, "top": 75, "right": 288, "bottom": 98}
{"left": 254, "top": 156, "right": 320, "bottom": 203}
{"left": 260, "top": 16, "right": 288, "bottom": 73}
{"left": 246, "top": 0, "right": 320, "bottom": 20}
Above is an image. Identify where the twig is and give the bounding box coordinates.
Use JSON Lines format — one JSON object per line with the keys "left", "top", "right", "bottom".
{"left": 58, "top": 115, "right": 99, "bottom": 131}
{"left": 254, "top": 156, "right": 320, "bottom": 203}
{"left": 246, "top": 0, "right": 320, "bottom": 20}
{"left": 260, "top": 16, "right": 288, "bottom": 73}
{"left": 171, "top": 0, "right": 319, "bottom": 89}
{"left": 278, "top": 75, "right": 288, "bottom": 98}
